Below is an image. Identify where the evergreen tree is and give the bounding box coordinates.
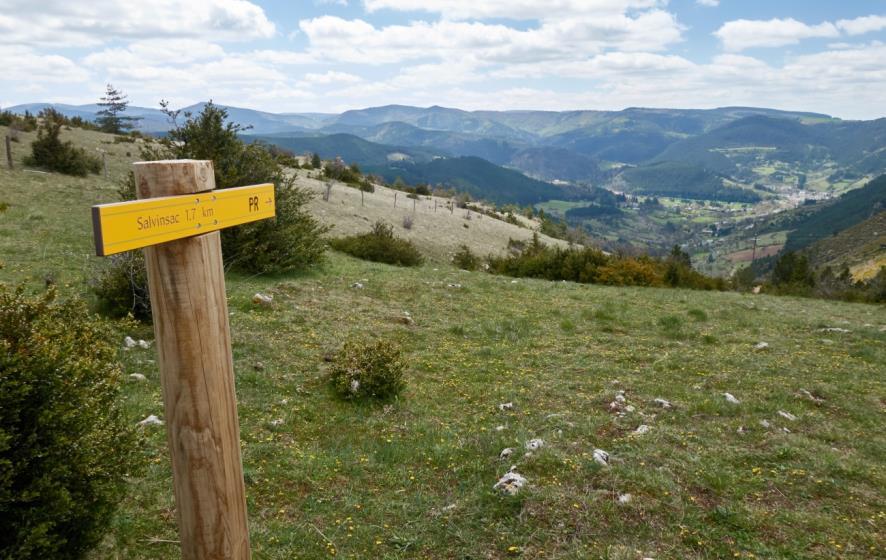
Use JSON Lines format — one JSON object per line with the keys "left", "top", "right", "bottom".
{"left": 95, "top": 84, "right": 139, "bottom": 133}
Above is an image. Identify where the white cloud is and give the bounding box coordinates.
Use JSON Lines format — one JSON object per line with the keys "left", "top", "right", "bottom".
{"left": 836, "top": 15, "right": 886, "bottom": 36}
{"left": 84, "top": 40, "right": 226, "bottom": 68}
{"left": 299, "top": 11, "right": 683, "bottom": 65}
{"left": 301, "top": 71, "right": 363, "bottom": 85}
{"left": 714, "top": 18, "right": 839, "bottom": 51}
{"left": 696, "top": 0, "right": 719, "bottom": 6}
{"left": 0, "top": 0, "right": 275, "bottom": 47}
{"left": 362, "top": 0, "right": 663, "bottom": 20}
{"left": 0, "top": 46, "right": 89, "bottom": 83}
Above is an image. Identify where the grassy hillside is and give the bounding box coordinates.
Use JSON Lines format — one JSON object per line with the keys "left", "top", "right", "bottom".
{"left": 783, "top": 174, "right": 886, "bottom": 252}
{"left": 1, "top": 125, "right": 884, "bottom": 559}
{"left": 803, "top": 211, "right": 886, "bottom": 278}
{"left": 292, "top": 170, "right": 568, "bottom": 261}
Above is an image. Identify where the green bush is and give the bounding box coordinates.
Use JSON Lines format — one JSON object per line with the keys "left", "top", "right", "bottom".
{"left": 139, "top": 101, "right": 329, "bottom": 274}
{"left": 330, "top": 221, "right": 424, "bottom": 267}
{"left": 452, "top": 244, "right": 481, "bottom": 270}
{"left": 329, "top": 339, "right": 406, "bottom": 400}
{"left": 486, "top": 236, "right": 727, "bottom": 291}
{"left": 90, "top": 251, "right": 151, "bottom": 321}
{"left": 0, "top": 286, "right": 142, "bottom": 559}
{"left": 23, "top": 109, "right": 101, "bottom": 176}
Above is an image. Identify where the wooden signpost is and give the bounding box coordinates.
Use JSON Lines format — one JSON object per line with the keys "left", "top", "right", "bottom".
{"left": 5, "top": 135, "right": 12, "bottom": 169}
{"left": 92, "top": 160, "right": 275, "bottom": 560}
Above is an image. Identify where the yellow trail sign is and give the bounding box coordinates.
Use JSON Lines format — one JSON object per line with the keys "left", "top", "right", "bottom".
{"left": 92, "top": 183, "right": 275, "bottom": 256}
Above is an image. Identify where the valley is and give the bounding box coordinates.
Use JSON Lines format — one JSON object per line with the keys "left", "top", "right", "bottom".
{"left": 6, "top": 101, "right": 885, "bottom": 278}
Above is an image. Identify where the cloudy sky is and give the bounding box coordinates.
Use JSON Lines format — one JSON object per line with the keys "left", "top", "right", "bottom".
{"left": 2, "top": 0, "right": 885, "bottom": 119}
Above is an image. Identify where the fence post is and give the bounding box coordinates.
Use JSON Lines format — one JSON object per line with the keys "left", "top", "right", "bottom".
{"left": 134, "top": 160, "right": 251, "bottom": 560}
{"left": 5, "top": 135, "right": 12, "bottom": 169}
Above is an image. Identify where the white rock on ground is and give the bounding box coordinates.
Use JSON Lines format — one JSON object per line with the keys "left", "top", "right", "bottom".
{"left": 498, "top": 402, "right": 514, "bottom": 411}
{"left": 778, "top": 410, "right": 798, "bottom": 421}
{"left": 798, "top": 389, "right": 824, "bottom": 404}
{"left": 137, "top": 414, "right": 163, "bottom": 426}
{"left": 493, "top": 467, "right": 527, "bottom": 495}
{"left": 252, "top": 292, "right": 273, "bottom": 306}
{"left": 593, "top": 449, "right": 610, "bottom": 467}
{"left": 759, "top": 419, "right": 771, "bottom": 429}
{"left": 499, "top": 448, "right": 514, "bottom": 460}
{"left": 123, "top": 336, "right": 137, "bottom": 349}
{"left": 351, "top": 282, "right": 364, "bottom": 289}
{"left": 723, "top": 392, "right": 741, "bottom": 404}
{"left": 269, "top": 419, "right": 284, "bottom": 427}
{"left": 819, "top": 327, "right": 850, "bottom": 333}
{"left": 633, "top": 424, "right": 650, "bottom": 436}
{"left": 128, "top": 373, "right": 147, "bottom": 382}
{"left": 525, "top": 438, "right": 544, "bottom": 451}
{"left": 654, "top": 398, "right": 673, "bottom": 409}
{"left": 754, "top": 342, "right": 769, "bottom": 350}
{"left": 495, "top": 425, "right": 506, "bottom": 432}
{"left": 137, "top": 339, "right": 151, "bottom": 349}
{"left": 618, "top": 493, "right": 632, "bottom": 504}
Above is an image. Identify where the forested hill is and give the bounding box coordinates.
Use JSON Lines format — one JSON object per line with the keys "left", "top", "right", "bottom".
{"left": 364, "top": 156, "right": 567, "bottom": 205}
{"left": 620, "top": 161, "right": 761, "bottom": 203}
{"left": 783, "top": 174, "right": 886, "bottom": 252}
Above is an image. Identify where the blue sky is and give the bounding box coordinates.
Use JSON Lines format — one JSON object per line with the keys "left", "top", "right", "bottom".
{"left": 1, "top": 0, "right": 885, "bottom": 118}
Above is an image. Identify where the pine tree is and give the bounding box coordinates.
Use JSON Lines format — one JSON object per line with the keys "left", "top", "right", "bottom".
{"left": 96, "top": 84, "right": 139, "bottom": 133}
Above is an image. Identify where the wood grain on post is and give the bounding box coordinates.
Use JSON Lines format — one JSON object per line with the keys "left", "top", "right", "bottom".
{"left": 134, "top": 160, "right": 251, "bottom": 560}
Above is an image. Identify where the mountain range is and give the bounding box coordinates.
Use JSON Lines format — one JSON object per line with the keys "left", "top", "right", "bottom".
{"left": 8, "top": 101, "right": 886, "bottom": 206}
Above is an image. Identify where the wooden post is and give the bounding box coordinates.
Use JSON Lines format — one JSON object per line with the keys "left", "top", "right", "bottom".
{"left": 413, "top": 197, "right": 416, "bottom": 213}
{"left": 135, "top": 160, "right": 251, "bottom": 560}
{"left": 394, "top": 192, "right": 397, "bottom": 207}
{"left": 5, "top": 135, "right": 12, "bottom": 169}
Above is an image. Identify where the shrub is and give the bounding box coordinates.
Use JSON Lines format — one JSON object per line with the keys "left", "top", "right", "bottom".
{"left": 23, "top": 109, "right": 101, "bottom": 176}
{"left": 402, "top": 214, "right": 414, "bottom": 230}
{"left": 0, "top": 286, "right": 142, "bottom": 559}
{"left": 90, "top": 251, "right": 151, "bottom": 321}
{"left": 329, "top": 339, "right": 406, "bottom": 400}
{"left": 330, "top": 221, "right": 424, "bottom": 267}
{"left": 129, "top": 101, "right": 329, "bottom": 275}
{"left": 596, "top": 257, "right": 663, "bottom": 287}
{"left": 452, "top": 244, "right": 481, "bottom": 270}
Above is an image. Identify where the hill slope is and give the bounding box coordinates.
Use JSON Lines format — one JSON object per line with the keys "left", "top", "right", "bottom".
{"left": 783, "top": 174, "right": 886, "bottom": 252}
{"left": 248, "top": 132, "right": 441, "bottom": 166}
{"left": 620, "top": 161, "right": 761, "bottom": 203}
{"left": 803, "top": 211, "right": 886, "bottom": 279}
{"left": 0, "top": 124, "right": 883, "bottom": 559}
{"left": 364, "top": 156, "right": 568, "bottom": 205}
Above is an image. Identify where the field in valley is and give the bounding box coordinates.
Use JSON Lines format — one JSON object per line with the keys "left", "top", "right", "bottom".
{"left": 1, "top": 128, "right": 885, "bottom": 559}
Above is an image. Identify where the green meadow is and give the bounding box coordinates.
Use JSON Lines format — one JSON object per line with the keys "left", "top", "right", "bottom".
{"left": 1, "top": 129, "right": 884, "bottom": 559}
